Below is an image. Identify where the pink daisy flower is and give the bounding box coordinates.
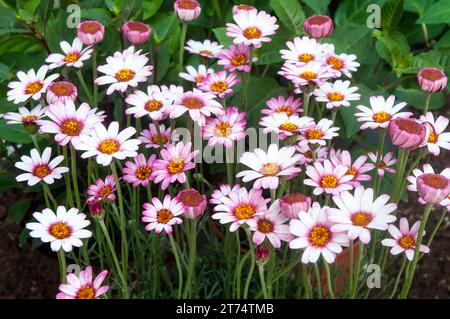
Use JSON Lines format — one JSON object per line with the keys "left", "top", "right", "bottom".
{"left": 217, "top": 44, "right": 253, "bottom": 72}
{"left": 46, "top": 38, "right": 92, "bottom": 69}
{"left": 139, "top": 123, "right": 178, "bottom": 149}
{"left": 46, "top": 81, "right": 78, "bottom": 104}
{"left": 330, "top": 150, "right": 374, "bottom": 187}
{"left": 289, "top": 202, "right": 349, "bottom": 264}
{"left": 38, "top": 101, "right": 103, "bottom": 147}
{"left": 280, "top": 36, "right": 326, "bottom": 66}
{"left": 87, "top": 175, "right": 116, "bottom": 203}
{"left": 1, "top": 104, "right": 45, "bottom": 126}
{"left": 202, "top": 106, "right": 246, "bottom": 148}
{"left": 209, "top": 184, "right": 241, "bottom": 205}
{"left": 313, "top": 80, "right": 360, "bottom": 110}
{"left": 381, "top": 217, "right": 430, "bottom": 261}
{"left": 185, "top": 39, "right": 223, "bottom": 58}
{"left": 15, "top": 147, "right": 69, "bottom": 186}
{"left": 142, "top": 195, "right": 184, "bottom": 234}
{"left": 250, "top": 200, "right": 293, "bottom": 248}
{"left": 295, "top": 144, "right": 329, "bottom": 165}
{"left": 323, "top": 52, "right": 360, "bottom": 78}
{"left": 198, "top": 70, "right": 240, "bottom": 99}
{"left": 406, "top": 163, "right": 450, "bottom": 205}
{"left": 226, "top": 10, "right": 279, "bottom": 48}
{"left": 125, "top": 85, "right": 169, "bottom": 121}
{"left": 328, "top": 186, "right": 397, "bottom": 244}
{"left": 297, "top": 118, "right": 340, "bottom": 146}
{"left": 179, "top": 64, "right": 214, "bottom": 85}
{"left": 419, "top": 112, "right": 450, "bottom": 156}
{"left": 237, "top": 144, "right": 302, "bottom": 190}
{"left": 152, "top": 141, "right": 199, "bottom": 190}
{"left": 211, "top": 187, "right": 270, "bottom": 232}
{"left": 56, "top": 266, "right": 109, "bottom": 299}
{"left": 261, "top": 95, "right": 303, "bottom": 116}
{"left": 368, "top": 151, "right": 396, "bottom": 177}
{"left": 260, "top": 113, "right": 314, "bottom": 140}
{"left": 304, "top": 159, "right": 354, "bottom": 195}
{"left": 279, "top": 61, "right": 333, "bottom": 89}
{"left": 123, "top": 154, "right": 156, "bottom": 187}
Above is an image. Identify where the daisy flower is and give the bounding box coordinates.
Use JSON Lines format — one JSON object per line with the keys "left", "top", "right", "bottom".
{"left": 46, "top": 38, "right": 92, "bottom": 69}
{"left": 15, "top": 147, "right": 69, "bottom": 186}
{"left": 406, "top": 163, "right": 450, "bottom": 205}
{"left": 7, "top": 65, "right": 59, "bottom": 104}
{"left": 211, "top": 187, "right": 270, "bottom": 232}
{"left": 125, "top": 85, "right": 169, "bottom": 121}
{"left": 210, "top": 184, "right": 241, "bottom": 205}
{"left": 202, "top": 106, "right": 246, "bottom": 148}
{"left": 280, "top": 36, "right": 326, "bottom": 65}
{"left": 168, "top": 88, "right": 223, "bottom": 126}
{"left": 179, "top": 64, "right": 214, "bottom": 85}
{"left": 381, "top": 217, "right": 430, "bottom": 261}
{"left": 232, "top": 4, "right": 257, "bottom": 15}
{"left": 217, "top": 44, "right": 254, "bottom": 72}
{"left": 160, "top": 84, "right": 184, "bottom": 102}
{"left": 226, "top": 10, "right": 279, "bottom": 48}
{"left": 330, "top": 150, "right": 374, "bottom": 187}
{"left": 261, "top": 95, "right": 303, "bottom": 116}
{"left": 95, "top": 46, "right": 153, "bottom": 95}
{"left": 139, "top": 123, "right": 178, "bottom": 149}
{"left": 25, "top": 206, "right": 92, "bottom": 252}
{"left": 237, "top": 144, "right": 302, "bottom": 189}
{"left": 295, "top": 144, "right": 329, "bottom": 165}
{"left": 198, "top": 70, "right": 240, "bottom": 99}
{"left": 38, "top": 101, "right": 102, "bottom": 147}
{"left": 152, "top": 141, "right": 199, "bottom": 190}
{"left": 328, "top": 186, "right": 397, "bottom": 244}
{"left": 323, "top": 52, "right": 360, "bottom": 78}
{"left": 56, "top": 266, "right": 109, "bottom": 299}
{"left": 184, "top": 39, "right": 223, "bottom": 58}
{"left": 304, "top": 159, "right": 354, "bottom": 195}
{"left": 46, "top": 81, "right": 78, "bottom": 104}
{"left": 289, "top": 202, "right": 349, "bottom": 264}
{"left": 250, "top": 200, "right": 293, "bottom": 248}
{"left": 419, "top": 112, "right": 450, "bottom": 156}
{"left": 87, "top": 175, "right": 116, "bottom": 203}
{"left": 77, "top": 121, "right": 141, "bottom": 166}
{"left": 368, "top": 151, "right": 396, "bottom": 177}
{"left": 313, "top": 80, "right": 360, "bottom": 110}
{"left": 355, "top": 95, "right": 412, "bottom": 130}
{"left": 260, "top": 113, "right": 314, "bottom": 140}
{"left": 123, "top": 154, "right": 156, "bottom": 187}
{"left": 1, "top": 104, "right": 45, "bottom": 126}
{"left": 142, "top": 195, "right": 184, "bottom": 234}
{"left": 279, "top": 61, "right": 333, "bottom": 88}
{"left": 297, "top": 118, "right": 339, "bottom": 146}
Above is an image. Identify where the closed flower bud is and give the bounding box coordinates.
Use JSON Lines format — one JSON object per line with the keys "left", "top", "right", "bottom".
{"left": 176, "top": 188, "right": 207, "bottom": 219}
{"left": 417, "top": 173, "right": 450, "bottom": 204}
{"left": 280, "top": 193, "right": 311, "bottom": 219}
{"left": 174, "top": 0, "right": 201, "bottom": 23}
{"left": 417, "top": 67, "right": 447, "bottom": 93}
{"left": 303, "top": 15, "right": 334, "bottom": 38}
{"left": 122, "top": 21, "right": 152, "bottom": 45}
{"left": 77, "top": 20, "right": 105, "bottom": 45}
{"left": 232, "top": 4, "right": 257, "bottom": 16}
{"left": 88, "top": 200, "right": 104, "bottom": 218}
{"left": 388, "top": 118, "right": 427, "bottom": 150}
{"left": 255, "top": 244, "right": 270, "bottom": 264}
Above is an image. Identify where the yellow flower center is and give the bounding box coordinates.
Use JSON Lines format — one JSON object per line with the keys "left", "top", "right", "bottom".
{"left": 22, "top": 115, "right": 38, "bottom": 124}
{"left": 351, "top": 212, "right": 373, "bottom": 227}
{"left": 298, "top": 53, "right": 314, "bottom": 63}
{"left": 372, "top": 111, "right": 391, "bottom": 123}
{"left": 199, "top": 50, "right": 213, "bottom": 56}
{"left": 210, "top": 81, "right": 228, "bottom": 93}
{"left": 195, "top": 75, "right": 204, "bottom": 83}
{"left": 33, "top": 165, "right": 51, "bottom": 178}
{"left": 168, "top": 159, "right": 185, "bottom": 174}
{"left": 98, "top": 139, "right": 120, "bottom": 155}
{"left": 145, "top": 100, "right": 163, "bottom": 112}
{"left": 399, "top": 235, "right": 415, "bottom": 249}
{"left": 327, "top": 56, "right": 344, "bottom": 70}
{"left": 25, "top": 81, "right": 43, "bottom": 95}
{"left": 243, "top": 27, "right": 262, "bottom": 39}
{"left": 98, "top": 186, "right": 111, "bottom": 198}
{"left": 309, "top": 225, "right": 331, "bottom": 247}
{"left": 320, "top": 175, "right": 338, "bottom": 188}
{"left": 215, "top": 122, "right": 231, "bottom": 137}
{"left": 234, "top": 204, "right": 256, "bottom": 220}
{"left": 327, "top": 92, "right": 344, "bottom": 102}
{"left": 257, "top": 219, "right": 274, "bottom": 233}
{"left": 231, "top": 53, "right": 247, "bottom": 66}
{"left": 76, "top": 285, "right": 95, "bottom": 299}
{"left": 49, "top": 222, "right": 71, "bottom": 239}
{"left": 428, "top": 131, "right": 438, "bottom": 143}
{"left": 306, "top": 128, "right": 324, "bottom": 140}
{"left": 346, "top": 167, "right": 357, "bottom": 177}
{"left": 182, "top": 97, "right": 203, "bottom": 109}
{"left": 378, "top": 161, "right": 387, "bottom": 169}
{"left": 61, "top": 120, "right": 83, "bottom": 136}
{"left": 279, "top": 122, "right": 298, "bottom": 133}
{"left": 115, "top": 69, "right": 135, "bottom": 82}
{"left": 64, "top": 52, "right": 80, "bottom": 63}
{"left": 276, "top": 106, "right": 293, "bottom": 115}
{"left": 157, "top": 208, "right": 174, "bottom": 224}
{"left": 261, "top": 163, "right": 280, "bottom": 176}
{"left": 300, "top": 71, "right": 317, "bottom": 81}
{"left": 151, "top": 134, "right": 168, "bottom": 145}
{"left": 135, "top": 166, "right": 152, "bottom": 180}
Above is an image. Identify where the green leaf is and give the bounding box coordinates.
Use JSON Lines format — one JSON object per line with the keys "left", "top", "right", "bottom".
{"left": 375, "top": 31, "right": 414, "bottom": 76}
{"left": 404, "top": 0, "right": 432, "bottom": 15}
{"left": 150, "top": 13, "right": 178, "bottom": 44}
{"left": 143, "top": 0, "right": 163, "bottom": 20}
{"left": 270, "top": 0, "right": 305, "bottom": 35}
{"left": 0, "top": 175, "right": 16, "bottom": 193}
{"left": 34, "top": 0, "right": 54, "bottom": 25}
{"left": 395, "top": 87, "right": 445, "bottom": 110}
{"left": 80, "top": 8, "right": 113, "bottom": 25}
{"left": 256, "top": 25, "right": 292, "bottom": 65}
{"left": 120, "top": 0, "right": 143, "bottom": 20}
{"left": 381, "top": 0, "right": 404, "bottom": 31}
{"left": 338, "top": 84, "right": 372, "bottom": 137}
{"left": 0, "top": 63, "right": 10, "bottom": 82}
{"left": 417, "top": 0, "right": 450, "bottom": 24}
{"left": 156, "top": 42, "right": 171, "bottom": 82}
{"left": 8, "top": 199, "right": 31, "bottom": 224}
{"left": 212, "top": 27, "right": 233, "bottom": 47}
{"left": 301, "top": 0, "right": 330, "bottom": 14}
{"left": 327, "top": 26, "right": 372, "bottom": 60}
{"left": 436, "top": 30, "right": 450, "bottom": 49}
{"left": 335, "top": 0, "right": 384, "bottom": 26}
{"left": 0, "top": 119, "right": 33, "bottom": 144}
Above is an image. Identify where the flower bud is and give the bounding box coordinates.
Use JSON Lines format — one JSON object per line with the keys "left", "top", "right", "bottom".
{"left": 303, "top": 15, "right": 334, "bottom": 38}
{"left": 232, "top": 4, "right": 257, "bottom": 16}
{"left": 280, "top": 193, "right": 311, "bottom": 219}
{"left": 417, "top": 67, "right": 447, "bottom": 93}
{"left": 122, "top": 21, "right": 152, "bottom": 45}
{"left": 46, "top": 81, "right": 78, "bottom": 104}
{"left": 77, "top": 20, "right": 105, "bottom": 45}
{"left": 417, "top": 173, "right": 450, "bottom": 204}
{"left": 255, "top": 244, "right": 270, "bottom": 264}
{"left": 388, "top": 118, "right": 427, "bottom": 150}
{"left": 174, "top": 0, "right": 201, "bottom": 23}
{"left": 88, "top": 200, "right": 104, "bottom": 218}
{"left": 176, "top": 188, "right": 207, "bottom": 219}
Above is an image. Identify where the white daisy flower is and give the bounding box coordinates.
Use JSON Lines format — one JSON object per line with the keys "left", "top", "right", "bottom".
{"left": 179, "top": 64, "right": 215, "bottom": 85}
{"left": 280, "top": 36, "right": 327, "bottom": 65}
{"left": 323, "top": 53, "right": 360, "bottom": 78}
{"left": 259, "top": 113, "right": 314, "bottom": 140}
{"left": 313, "top": 80, "right": 360, "bottom": 110}
{"left": 45, "top": 38, "right": 93, "bottom": 69}
{"left": 297, "top": 118, "right": 340, "bottom": 146}
{"left": 184, "top": 39, "right": 223, "bottom": 58}
{"left": 125, "top": 85, "right": 170, "bottom": 121}
{"left": 419, "top": 112, "right": 450, "bottom": 156}
{"left": 1, "top": 104, "right": 45, "bottom": 125}
{"left": 279, "top": 61, "right": 334, "bottom": 88}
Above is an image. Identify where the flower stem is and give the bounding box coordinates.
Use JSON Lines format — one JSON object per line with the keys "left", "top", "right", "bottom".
{"left": 372, "top": 129, "right": 386, "bottom": 196}
{"left": 43, "top": 183, "right": 58, "bottom": 208}
{"left": 62, "top": 146, "right": 74, "bottom": 207}
{"left": 423, "top": 92, "right": 432, "bottom": 114}
{"left": 225, "top": 146, "right": 234, "bottom": 185}
{"left": 57, "top": 249, "right": 66, "bottom": 284}
{"left": 241, "top": 47, "right": 254, "bottom": 112}
{"left": 178, "top": 23, "right": 188, "bottom": 74}
{"left": 70, "top": 145, "right": 81, "bottom": 210}
{"left": 258, "top": 264, "right": 269, "bottom": 299}
{"left": 168, "top": 233, "right": 184, "bottom": 299}
{"left": 393, "top": 148, "right": 410, "bottom": 203}
{"left": 31, "top": 134, "right": 40, "bottom": 152}
{"left": 351, "top": 241, "right": 364, "bottom": 298}
{"left": 92, "top": 46, "right": 98, "bottom": 108}
{"left": 75, "top": 70, "right": 93, "bottom": 105}
{"left": 243, "top": 228, "right": 256, "bottom": 299}
{"left": 389, "top": 256, "right": 407, "bottom": 298}
{"left": 323, "top": 261, "right": 335, "bottom": 299}
{"left": 183, "top": 219, "right": 197, "bottom": 298}
{"left": 313, "top": 263, "right": 323, "bottom": 298}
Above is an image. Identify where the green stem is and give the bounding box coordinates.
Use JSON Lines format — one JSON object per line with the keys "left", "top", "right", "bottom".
{"left": 31, "top": 134, "right": 40, "bottom": 152}
{"left": 225, "top": 146, "right": 234, "bottom": 185}
{"left": 57, "top": 249, "right": 66, "bottom": 284}
{"left": 348, "top": 240, "right": 354, "bottom": 297}
{"left": 92, "top": 46, "right": 98, "bottom": 108}
{"left": 323, "top": 261, "right": 335, "bottom": 299}
{"left": 70, "top": 145, "right": 81, "bottom": 210}
{"left": 178, "top": 23, "right": 188, "bottom": 74}
{"left": 389, "top": 256, "right": 407, "bottom": 298}
{"left": 313, "top": 263, "right": 323, "bottom": 299}
{"left": 423, "top": 93, "right": 431, "bottom": 114}
{"left": 168, "top": 233, "right": 184, "bottom": 299}
{"left": 62, "top": 146, "right": 74, "bottom": 207}
{"left": 43, "top": 183, "right": 58, "bottom": 208}
{"left": 258, "top": 264, "right": 269, "bottom": 299}
{"left": 183, "top": 219, "right": 197, "bottom": 298}
{"left": 421, "top": 23, "right": 430, "bottom": 48}
{"left": 243, "top": 228, "right": 256, "bottom": 299}
{"left": 351, "top": 241, "right": 364, "bottom": 298}
{"left": 241, "top": 47, "right": 254, "bottom": 112}
{"left": 75, "top": 70, "right": 93, "bottom": 105}
{"left": 372, "top": 129, "right": 386, "bottom": 196}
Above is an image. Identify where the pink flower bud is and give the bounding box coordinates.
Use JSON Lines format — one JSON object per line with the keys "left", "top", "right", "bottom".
{"left": 417, "top": 173, "right": 450, "bottom": 204}
{"left": 303, "top": 15, "right": 334, "bottom": 38}
{"left": 46, "top": 81, "right": 78, "bottom": 104}
{"left": 77, "top": 21, "right": 105, "bottom": 45}
{"left": 88, "top": 200, "right": 104, "bottom": 217}
{"left": 122, "top": 21, "right": 152, "bottom": 45}
{"left": 388, "top": 118, "right": 427, "bottom": 150}
{"left": 279, "top": 193, "right": 311, "bottom": 219}
{"left": 232, "top": 4, "right": 257, "bottom": 16}
{"left": 255, "top": 244, "right": 270, "bottom": 263}
{"left": 174, "top": 0, "right": 201, "bottom": 23}
{"left": 176, "top": 188, "right": 207, "bottom": 219}
{"left": 417, "top": 67, "right": 447, "bottom": 93}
